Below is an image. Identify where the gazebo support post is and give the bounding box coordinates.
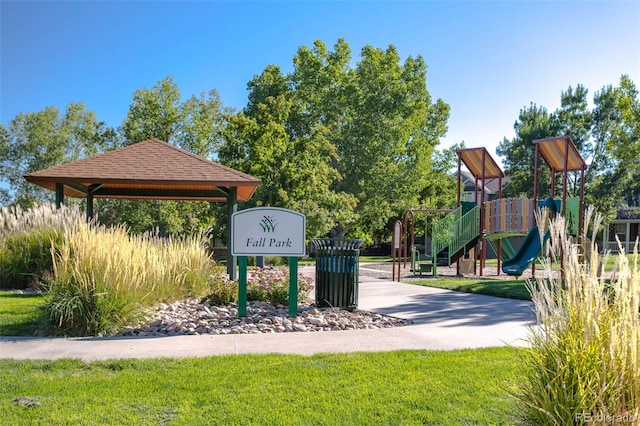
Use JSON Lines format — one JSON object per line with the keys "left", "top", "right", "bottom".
{"left": 86, "top": 193, "right": 94, "bottom": 221}
{"left": 55, "top": 183, "right": 65, "bottom": 208}
{"left": 85, "top": 184, "right": 103, "bottom": 223}
{"left": 227, "top": 187, "right": 238, "bottom": 279}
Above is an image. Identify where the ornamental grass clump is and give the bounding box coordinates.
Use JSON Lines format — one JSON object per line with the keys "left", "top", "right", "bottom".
{"left": 0, "top": 204, "right": 83, "bottom": 289}
{"left": 517, "top": 207, "right": 639, "bottom": 425}
{"left": 44, "top": 222, "right": 215, "bottom": 336}
{"left": 247, "top": 267, "right": 312, "bottom": 306}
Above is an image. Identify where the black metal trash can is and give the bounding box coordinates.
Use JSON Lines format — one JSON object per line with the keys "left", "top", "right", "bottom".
{"left": 312, "top": 238, "right": 362, "bottom": 310}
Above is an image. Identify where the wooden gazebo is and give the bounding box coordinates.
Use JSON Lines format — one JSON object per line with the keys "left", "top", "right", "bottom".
{"left": 24, "top": 138, "right": 260, "bottom": 278}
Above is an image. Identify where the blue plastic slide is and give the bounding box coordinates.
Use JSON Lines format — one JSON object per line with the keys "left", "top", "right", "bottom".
{"left": 501, "top": 197, "right": 557, "bottom": 276}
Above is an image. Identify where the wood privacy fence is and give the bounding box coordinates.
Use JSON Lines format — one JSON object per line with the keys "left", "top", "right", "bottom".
{"left": 484, "top": 198, "right": 536, "bottom": 234}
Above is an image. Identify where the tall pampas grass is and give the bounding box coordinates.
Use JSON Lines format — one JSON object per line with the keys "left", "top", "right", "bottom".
{"left": 44, "top": 222, "right": 216, "bottom": 336}
{"left": 517, "top": 206, "right": 640, "bottom": 425}
{"left": 0, "top": 204, "right": 84, "bottom": 289}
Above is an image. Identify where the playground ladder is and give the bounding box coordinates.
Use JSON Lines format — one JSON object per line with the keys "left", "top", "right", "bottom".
{"left": 431, "top": 204, "right": 481, "bottom": 275}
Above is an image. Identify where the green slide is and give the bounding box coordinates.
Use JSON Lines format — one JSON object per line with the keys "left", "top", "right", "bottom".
{"left": 501, "top": 196, "right": 557, "bottom": 276}
{"left": 501, "top": 227, "right": 550, "bottom": 276}
{"left": 486, "top": 237, "right": 516, "bottom": 260}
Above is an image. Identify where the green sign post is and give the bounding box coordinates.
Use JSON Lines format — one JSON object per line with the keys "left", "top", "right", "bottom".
{"left": 231, "top": 207, "right": 306, "bottom": 318}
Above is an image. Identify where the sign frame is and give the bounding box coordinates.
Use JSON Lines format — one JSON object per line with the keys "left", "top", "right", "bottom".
{"left": 231, "top": 207, "right": 306, "bottom": 257}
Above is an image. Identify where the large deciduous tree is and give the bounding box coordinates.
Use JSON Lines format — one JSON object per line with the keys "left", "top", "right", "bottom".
{"left": 98, "top": 77, "right": 227, "bottom": 236}
{"left": 0, "top": 102, "right": 114, "bottom": 207}
{"left": 120, "top": 76, "right": 227, "bottom": 157}
{"left": 588, "top": 75, "right": 640, "bottom": 214}
{"left": 220, "top": 63, "right": 358, "bottom": 239}
{"left": 220, "top": 39, "right": 453, "bottom": 243}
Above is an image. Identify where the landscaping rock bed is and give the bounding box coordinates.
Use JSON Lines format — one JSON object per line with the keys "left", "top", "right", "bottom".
{"left": 119, "top": 299, "right": 412, "bottom": 337}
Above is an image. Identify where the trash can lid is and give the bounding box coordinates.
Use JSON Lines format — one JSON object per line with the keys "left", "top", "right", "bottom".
{"left": 311, "top": 238, "right": 363, "bottom": 250}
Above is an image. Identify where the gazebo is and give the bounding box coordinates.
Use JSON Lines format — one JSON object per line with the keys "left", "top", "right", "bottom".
{"left": 24, "top": 138, "right": 260, "bottom": 278}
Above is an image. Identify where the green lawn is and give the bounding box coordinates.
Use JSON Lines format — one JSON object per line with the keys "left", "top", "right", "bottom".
{"left": 0, "top": 291, "right": 44, "bottom": 336}
{"left": 0, "top": 347, "right": 523, "bottom": 425}
{"left": 411, "top": 278, "right": 532, "bottom": 301}
{"left": 0, "top": 265, "right": 529, "bottom": 424}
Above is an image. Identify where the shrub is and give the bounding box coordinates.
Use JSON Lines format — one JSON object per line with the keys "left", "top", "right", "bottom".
{"left": 0, "top": 204, "right": 83, "bottom": 289}
{"left": 246, "top": 267, "right": 312, "bottom": 306}
{"left": 202, "top": 267, "right": 238, "bottom": 306}
{"left": 517, "top": 207, "right": 640, "bottom": 425}
{"left": 43, "top": 222, "right": 216, "bottom": 336}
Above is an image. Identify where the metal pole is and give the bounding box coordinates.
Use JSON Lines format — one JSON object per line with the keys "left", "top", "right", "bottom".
{"left": 227, "top": 187, "right": 238, "bottom": 280}
{"left": 579, "top": 168, "right": 585, "bottom": 235}
{"left": 563, "top": 137, "right": 569, "bottom": 217}
{"left": 238, "top": 256, "right": 247, "bottom": 317}
{"left": 532, "top": 143, "right": 540, "bottom": 277}
{"left": 479, "top": 149, "right": 487, "bottom": 277}
{"left": 288, "top": 257, "right": 298, "bottom": 317}
{"left": 497, "top": 174, "right": 503, "bottom": 275}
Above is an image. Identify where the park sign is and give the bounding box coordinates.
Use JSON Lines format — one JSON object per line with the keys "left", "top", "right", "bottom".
{"left": 231, "top": 207, "right": 306, "bottom": 318}
{"left": 231, "top": 207, "right": 306, "bottom": 257}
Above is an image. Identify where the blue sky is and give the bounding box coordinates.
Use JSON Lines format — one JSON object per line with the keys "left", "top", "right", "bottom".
{"left": 1, "top": 1, "right": 639, "bottom": 167}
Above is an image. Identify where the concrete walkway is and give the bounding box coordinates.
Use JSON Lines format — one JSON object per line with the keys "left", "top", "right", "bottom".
{"left": 0, "top": 268, "right": 536, "bottom": 361}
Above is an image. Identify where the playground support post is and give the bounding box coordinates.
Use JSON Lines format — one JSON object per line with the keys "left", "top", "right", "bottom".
{"left": 392, "top": 220, "right": 402, "bottom": 282}
{"left": 532, "top": 143, "right": 540, "bottom": 276}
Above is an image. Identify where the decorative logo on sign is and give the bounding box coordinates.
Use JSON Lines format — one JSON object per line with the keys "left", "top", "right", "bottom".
{"left": 259, "top": 215, "right": 278, "bottom": 233}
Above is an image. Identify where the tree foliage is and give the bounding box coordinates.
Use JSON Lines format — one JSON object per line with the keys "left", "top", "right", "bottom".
{"left": 497, "top": 103, "right": 559, "bottom": 198}
{"left": 120, "top": 76, "right": 227, "bottom": 157}
{"left": 100, "top": 76, "right": 226, "bottom": 236}
{"left": 497, "top": 75, "right": 640, "bottom": 219}
{"left": 0, "top": 102, "right": 115, "bottom": 207}
{"left": 220, "top": 39, "right": 454, "bottom": 243}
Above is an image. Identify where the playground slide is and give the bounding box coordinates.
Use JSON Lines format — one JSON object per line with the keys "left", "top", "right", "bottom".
{"left": 486, "top": 237, "right": 516, "bottom": 260}
{"left": 501, "top": 227, "right": 549, "bottom": 276}
{"left": 501, "top": 196, "right": 558, "bottom": 276}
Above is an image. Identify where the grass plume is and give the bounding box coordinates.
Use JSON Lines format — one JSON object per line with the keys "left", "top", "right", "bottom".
{"left": 518, "top": 206, "right": 640, "bottom": 424}
{"left": 44, "top": 221, "right": 216, "bottom": 336}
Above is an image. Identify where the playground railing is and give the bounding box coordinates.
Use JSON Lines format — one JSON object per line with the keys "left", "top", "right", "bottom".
{"left": 431, "top": 204, "right": 481, "bottom": 271}
{"left": 431, "top": 206, "right": 460, "bottom": 261}
{"left": 449, "top": 205, "right": 481, "bottom": 260}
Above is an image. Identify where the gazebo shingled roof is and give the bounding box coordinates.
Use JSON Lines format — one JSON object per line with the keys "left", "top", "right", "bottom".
{"left": 24, "top": 138, "right": 260, "bottom": 202}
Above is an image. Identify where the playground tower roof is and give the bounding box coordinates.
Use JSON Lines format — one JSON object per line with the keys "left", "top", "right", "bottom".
{"left": 455, "top": 147, "right": 504, "bottom": 206}
{"left": 456, "top": 147, "right": 505, "bottom": 180}
{"left": 532, "top": 135, "right": 587, "bottom": 172}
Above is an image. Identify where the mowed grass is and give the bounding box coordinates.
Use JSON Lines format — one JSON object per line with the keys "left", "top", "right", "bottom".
{"left": 412, "top": 278, "right": 531, "bottom": 301}
{"left": 0, "top": 347, "right": 522, "bottom": 425}
{"left": 0, "top": 291, "right": 45, "bottom": 336}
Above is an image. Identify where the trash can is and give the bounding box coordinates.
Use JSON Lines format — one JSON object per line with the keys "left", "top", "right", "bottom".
{"left": 312, "top": 238, "right": 362, "bottom": 310}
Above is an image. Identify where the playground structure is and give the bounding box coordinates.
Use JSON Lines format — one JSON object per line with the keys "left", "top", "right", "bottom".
{"left": 394, "top": 135, "right": 587, "bottom": 279}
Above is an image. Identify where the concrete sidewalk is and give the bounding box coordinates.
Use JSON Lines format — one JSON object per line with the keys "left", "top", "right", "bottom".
{"left": 0, "top": 269, "right": 536, "bottom": 361}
